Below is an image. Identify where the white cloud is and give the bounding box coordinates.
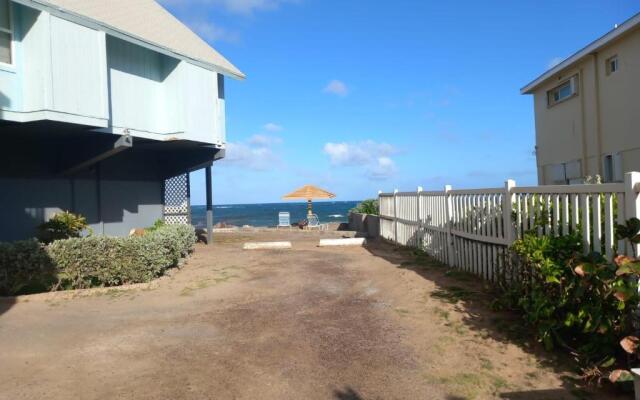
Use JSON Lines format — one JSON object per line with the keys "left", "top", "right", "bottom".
{"left": 187, "top": 20, "right": 240, "bottom": 43}
{"left": 248, "top": 134, "right": 282, "bottom": 146}
{"left": 323, "top": 140, "right": 397, "bottom": 180}
{"left": 323, "top": 80, "right": 349, "bottom": 97}
{"left": 223, "top": 135, "right": 283, "bottom": 170}
{"left": 159, "top": 0, "right": 300, "bottom": 44}
{"left": 263, "top": 122, "right": 283, "bottom": 132}
{"left": 160, "top": 0, "right": 299, "bottom": 15}
{"left": 220, "top": 0, "right": 299, "bottom": 15}
{"left": 547, "top": 56, "right": 564, "bottom": 69}
{"left": 324, "top": 141, "right": 395, "bottom": 166}
{"left": 368, "top": 157, "right": 397, "bottom": 180}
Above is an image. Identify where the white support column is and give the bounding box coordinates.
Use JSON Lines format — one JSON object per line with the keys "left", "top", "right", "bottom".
{"left": 624, "top": 172, "right": 640, "bottom": 257}
{"left": 416, "top": 187, "right": 423, "bottom": 249}
{"left": 503, "top": 179, "right": 516, "bottom": 246}
{"left": 444, "top": 185, "right": 454, "bottom": 266}
{"left": 393, "top": 189, "right": 399, "bottom": 244}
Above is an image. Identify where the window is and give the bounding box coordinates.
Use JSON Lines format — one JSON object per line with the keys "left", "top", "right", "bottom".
{"left": 0, "top": 0, "right": 11, "bottom": 65}
{"left": 606, "top": 56, "right": 619, "bottom": 75}
{"left": 550, "top": 160, "right": 582, "bottom": 184}
{"left": 547, "top": 76, "right": 577, "bottom": 106}
{"left": 602, "top": 153, "right": 623, "bottom": 182}
{"left": 603, "top": 155, "right": 613, "bottom": 182}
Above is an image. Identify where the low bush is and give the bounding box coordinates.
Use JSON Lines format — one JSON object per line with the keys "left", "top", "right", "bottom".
{"left": 36, "top": 211, "right": 91, "bottom": 244}
{"left": 0, "top": 240, "right": 57, "bottom": 295}
{"left": 499, "top": 218, "right": 640, "bottom": 384}
{"left": 0, "top": 224, "right": 196, "bottom": 296}
{"left": 351, "top": 199, "right": 379, "bottom": 215}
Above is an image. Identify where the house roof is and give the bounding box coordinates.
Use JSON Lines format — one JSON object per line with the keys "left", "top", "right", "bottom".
{"left": 18, "top": 0, "right": 245, "bottom": 79}
{"left": 521, "top": 11, "right": 640, "bottom": 94}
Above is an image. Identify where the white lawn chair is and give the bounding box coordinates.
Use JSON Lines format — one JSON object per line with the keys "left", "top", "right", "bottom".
{"left": 307, "top": 213, "right": 328, "bottom": 231}
{"left": 277, "top": 212, "right": 291, "bottom": 229}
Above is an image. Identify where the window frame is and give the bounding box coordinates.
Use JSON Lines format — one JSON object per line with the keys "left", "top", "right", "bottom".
{"left": 602, "top": 152, "right": 623, "bottom": 182}
{"left": 603, "top": 154, "right": 613, "bottom": 183}
{"left": 606, "top": 55, "right": 619, "bottom": 76}
{"left": 547, "top": 75, "right": 578, "bottom": 107}
{"left": 0, "top": 0, "right": 14, "bottom": 67}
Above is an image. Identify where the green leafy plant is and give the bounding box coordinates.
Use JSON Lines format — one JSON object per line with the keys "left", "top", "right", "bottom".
{"left": 615, "top": 218, "right": 640, "bottom": 257}
{"left": 145, "top": 219, "right": 166, "bottom": 233}
{"left": 36, "top": 211, "right": 91, "bottom": 244}
{"left": 351, "top": 199, "right": 379, "bottom": 215}
{"left": 501, "top": 217, "right": 640, "bottom": 383}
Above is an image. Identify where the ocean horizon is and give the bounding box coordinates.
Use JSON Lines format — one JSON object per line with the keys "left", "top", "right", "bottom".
{"left": 190, "top": 200, "right": 361, "bottom": 228}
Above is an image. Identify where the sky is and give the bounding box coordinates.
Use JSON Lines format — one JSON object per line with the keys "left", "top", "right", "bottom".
{"left": 159, "top": 0, "right": 639, "bottom": 205}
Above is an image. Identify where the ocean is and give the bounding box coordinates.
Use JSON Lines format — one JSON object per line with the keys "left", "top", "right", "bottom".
{"left": 190, "top": 201, "right": 360, "bottom": 228}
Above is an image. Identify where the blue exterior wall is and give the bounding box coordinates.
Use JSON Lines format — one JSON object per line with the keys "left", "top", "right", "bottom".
{"left": 0, "top": 121, "right": 220, "bottom": 241}
{"left": 0, "top": 177, "right": 163, "bottom": 241}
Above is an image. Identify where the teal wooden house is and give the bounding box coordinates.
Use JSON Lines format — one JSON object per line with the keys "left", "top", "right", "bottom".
{"left": 0, "top": 0, "right": 244, "bottom": 241}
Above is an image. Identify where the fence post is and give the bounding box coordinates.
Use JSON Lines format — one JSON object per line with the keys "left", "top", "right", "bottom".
{"left": 624, "top": 172, "right": 640, "bottom": 256}
{"left": 416, "top": 187, "right": 423, "bottom": 248}
{"left": 393, "top": 189, "right": 399, "bottom": 244}
{"left": 503, "top": 179, "right": 516, "bottom": 246}
{"left": 444, "top": 185, "right": 454, "bottom": 267}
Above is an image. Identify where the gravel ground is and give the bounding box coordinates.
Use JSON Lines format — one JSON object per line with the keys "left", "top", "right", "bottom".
{"left": 0, "top": 229, "right": 630, "bottom": 400}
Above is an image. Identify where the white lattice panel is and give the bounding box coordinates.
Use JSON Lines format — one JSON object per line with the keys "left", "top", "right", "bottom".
{"left": 163, "top": 173, "right": 190, "bottom": 225}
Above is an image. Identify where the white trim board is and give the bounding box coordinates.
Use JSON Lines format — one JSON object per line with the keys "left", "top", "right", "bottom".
{"left": 0, "top": 109, "right": 108, "bottom": 126}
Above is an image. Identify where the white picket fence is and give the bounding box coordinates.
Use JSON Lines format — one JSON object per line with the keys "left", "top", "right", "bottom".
{"left": 378, "top": 172, "right": 640, "bottom": 283}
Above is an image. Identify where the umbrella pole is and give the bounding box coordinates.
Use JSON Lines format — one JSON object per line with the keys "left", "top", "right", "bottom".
{"left": 307, "top": 199, "right": 312, "bottom": 216}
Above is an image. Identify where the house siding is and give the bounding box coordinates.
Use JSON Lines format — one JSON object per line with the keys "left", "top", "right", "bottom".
{"left": 1, "top": 1, "right": 226, "bottom": 145}
{"left": 0, "top": 177, "right": 163, "bottom": 241}
{"left": 0, "top": 0, "right": 232, "bottom": 241}
{"left": 532, "top": 27, "right": 640, "bottom": 184}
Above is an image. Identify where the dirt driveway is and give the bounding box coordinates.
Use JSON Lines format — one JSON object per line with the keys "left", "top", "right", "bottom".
{"left": 0, "top": 229, "right": 627, "bottom": 399}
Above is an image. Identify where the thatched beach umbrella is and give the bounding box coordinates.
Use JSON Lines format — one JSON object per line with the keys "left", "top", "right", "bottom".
{"left": 283, "top": 185, "right": 336, "bottom": 216}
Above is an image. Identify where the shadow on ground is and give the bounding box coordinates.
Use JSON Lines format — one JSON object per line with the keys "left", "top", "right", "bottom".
{"left": 363, "top": 238, "right": 629, "bottom": 400}
{"left": 0, "top": 297, "right": 16, "bottom": 317}
{"left": 333, "top": 386, "right": 364, "bottom": 400}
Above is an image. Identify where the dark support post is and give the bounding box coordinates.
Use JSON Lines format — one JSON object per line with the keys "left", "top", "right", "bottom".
{"left": 96, "top": 163, "right": 104, "bottom": 235}
{"left": 70, "top": 178, "right": 76, "bottom": 213}
{"left": 205, "top": 165, "right": 213, "bottom": 245}
{"left": 186, "top": 173, "right": 192, "bottom": 225}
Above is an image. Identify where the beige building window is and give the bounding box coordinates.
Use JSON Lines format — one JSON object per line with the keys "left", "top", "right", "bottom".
{"left": 550, "top": 160, "right": 582, "bottom": 184}
{"left": 0, "top": 0, "right": 12, "bottom": 65}
{"left": 606, "top": 55, "right": 618, "bottom": 75}
{"left": 547, "top": 76, "right": 577, "bottom": 107}
{"left": 602, "top": 153, "right": 623, "bottom": 182}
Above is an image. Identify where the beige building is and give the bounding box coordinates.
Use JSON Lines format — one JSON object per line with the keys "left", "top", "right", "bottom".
{"left": 522, "top": 12, "right": 640, "bottom": 185}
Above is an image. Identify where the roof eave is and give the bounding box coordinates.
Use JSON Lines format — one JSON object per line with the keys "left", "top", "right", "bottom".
{"left": 521, "top": 11, "right": 640, "bottom": 95}
{"left": 13, "top": 0, "right": 246, "bottom": 80}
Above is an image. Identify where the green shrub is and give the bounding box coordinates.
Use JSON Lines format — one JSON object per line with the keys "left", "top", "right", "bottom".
{"left": 0, "top": 240, "right": 57, "bottom": 295}
{"left": 145, "top": 219, "right": 166, "bottom": 233}
{"left": 49, "top": 224, "right": 196, "bottom": 290}
{"left": 501, "top": 219, "right": 640, "bottom": 382}
{"left": 0, "top": 224, "right": 197, "bottom": 295}
{"left": 351, "top": 199, "right": 379, "bottom": 215}
{"left": 36, "top": 211, "right": 91, "bottom": 244}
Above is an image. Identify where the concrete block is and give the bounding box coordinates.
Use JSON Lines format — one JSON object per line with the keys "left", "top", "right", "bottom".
{"left": 243, "top": 241, "right": 292, "bottom": 250}
{"left": 318, "top": 238, "right": 366, "bottom": 247}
